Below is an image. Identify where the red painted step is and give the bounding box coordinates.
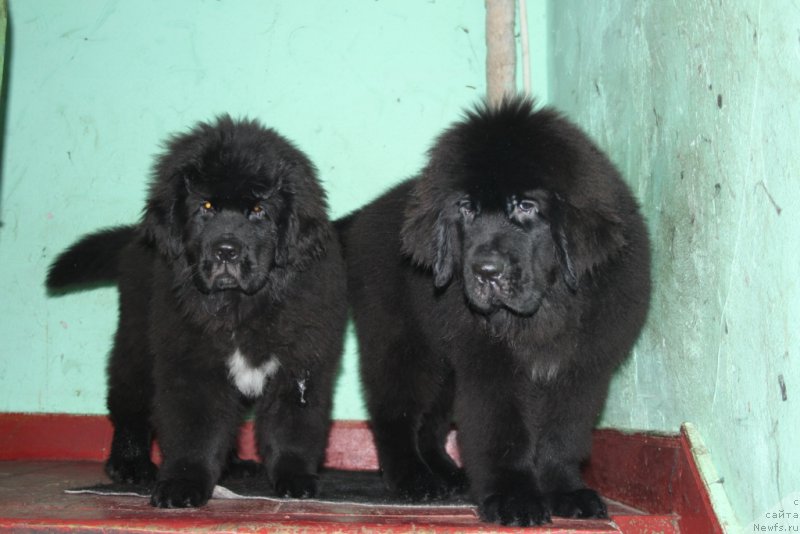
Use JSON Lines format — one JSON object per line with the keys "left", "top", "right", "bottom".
{"left": 0, "top": 414, "right": 718, "bottom": 533}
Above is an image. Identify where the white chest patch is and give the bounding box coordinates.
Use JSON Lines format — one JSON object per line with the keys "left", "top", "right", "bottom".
{"left": 227, "top": 349, "right": 280, "bottom": 398}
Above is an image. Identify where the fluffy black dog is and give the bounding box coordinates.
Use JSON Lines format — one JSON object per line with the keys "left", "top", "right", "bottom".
{"left": 338, "top": 98, "right": 651, "bottom": 526}
{"left": 47, "top": 116, "right": 347, "bottom": 508}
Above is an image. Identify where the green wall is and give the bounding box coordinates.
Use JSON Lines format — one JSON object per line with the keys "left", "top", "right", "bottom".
{"left": 548, "top": 1, "right": 799, "bottom": 529}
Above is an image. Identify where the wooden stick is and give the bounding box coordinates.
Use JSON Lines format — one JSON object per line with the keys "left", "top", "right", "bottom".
{"left": 485, "top": 0, "right": 516, "bottom": 107}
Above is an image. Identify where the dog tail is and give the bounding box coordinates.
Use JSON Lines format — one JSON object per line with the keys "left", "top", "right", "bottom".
{"left": 46, "top": 225, "right": 137, "bottom": 291}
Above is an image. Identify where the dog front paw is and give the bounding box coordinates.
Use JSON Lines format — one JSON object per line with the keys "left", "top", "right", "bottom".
{"left": 150, "top": 478, "right": 213, "bottom": 508}
{"left": 479, "top": 492, "right": 551, "bottom": 526}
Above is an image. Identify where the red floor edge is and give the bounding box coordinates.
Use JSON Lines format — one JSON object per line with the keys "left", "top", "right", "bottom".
{"left": 0, "top": 413, "right": 721, "bottom": 533}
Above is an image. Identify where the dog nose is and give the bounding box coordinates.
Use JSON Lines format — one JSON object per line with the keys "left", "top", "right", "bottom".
{"left": 472, "top": 258, "right": 504, "bottom": 281}
{"left": 214, "top": 240, "right": 241, "bottom": 262}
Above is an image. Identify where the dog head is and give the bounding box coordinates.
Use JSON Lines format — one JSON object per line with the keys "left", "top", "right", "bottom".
{"left": 142, "top": 115, "right": 330, "bottom": 295}
{"left": 401, "top": 97, "right": 628, "bottom": 316}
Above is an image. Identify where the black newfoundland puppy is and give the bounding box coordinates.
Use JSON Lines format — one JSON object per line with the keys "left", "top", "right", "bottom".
{"left": 47, "top": 116, "right": 347, "bottom": 508}
{"left": 339, "top": 98, "right": 651, "bottom": 526}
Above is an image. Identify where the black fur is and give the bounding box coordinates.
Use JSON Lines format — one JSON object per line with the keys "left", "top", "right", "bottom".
{"left": 339, "top": 98, "right": 651, "bottom": 526}
{"left": 47, "top": 116, "right": 347, "bottom": 508}
{"left": 46, "top": 225, "right": 137, "bottom": 290}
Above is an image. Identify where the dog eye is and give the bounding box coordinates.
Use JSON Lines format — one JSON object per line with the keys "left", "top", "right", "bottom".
{"left": 517, "top": 199, "right": 539, "bottom": 215}
{"left": 201, "top": 201, "right": 214, "bottom": 212}
{"left": 249, "top": 204, "right": 267, "bottom": 220}
{"left": 458, "top": 199, "right": 477, "bottom": 217}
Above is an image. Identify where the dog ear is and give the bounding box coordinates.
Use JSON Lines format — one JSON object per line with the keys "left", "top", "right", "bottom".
{"left": 401, "top": 181, "right": 457, "bottom": 288}
{"left": 551, "top": 194, "right": 626, "bottom": 290}
{"left": 274, "top": 167, "right": 330, "bottom": 270}
{"left": 141, "top": 177, "right": 184, "bottom": 260}
{"left": 431, "top": 212, "right": 457, "bottom": 288}
{"left": 143, "top": 121, "right": 215, "bottom": 261}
